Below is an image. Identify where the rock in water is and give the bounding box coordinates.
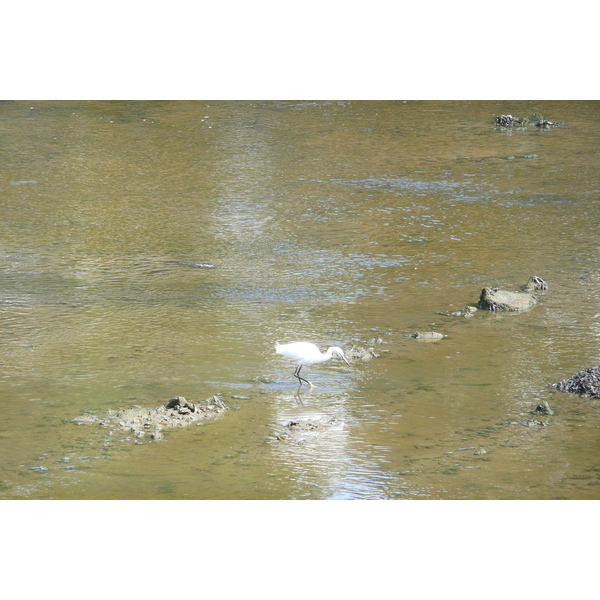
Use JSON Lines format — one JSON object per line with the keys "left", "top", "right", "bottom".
{"left": 532, "top": 401, "right": 554, "bottom": 415}
{"left": 411, "top": 332, "right": 445, "bottom": 341}
{"left": 73, "top": 395, "right": 228, "bottom": 441}
{"left": 477, "top": 288, "right": 538, "bottom": 312}
{"left": 522, "top": 276, "right": 549, "bottom": 292}
{"left": 553, "top": 366, "right": 600, "bottom": 399}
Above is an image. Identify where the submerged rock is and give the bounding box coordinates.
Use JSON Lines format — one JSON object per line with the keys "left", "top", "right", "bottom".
{"left": 346, "top": 345, "right": 380, "bottom": 360}
{"left": 494, "top": 113, "right": 564, "bottom": 129}
{"left": 553, "top": 366, "right": 600, "bottom": 399}
{"left": 477, "top": 288, "right": 538, "bottom": 312}
{"left": 532, "top": 401, "right": 554, "bottom": 416}
{"left": 171, "top": 260, "right": 216, "bottom": 269}
{"left": 535, "top": 118, "right": 564, "bottom": 129}
{"left": 494, "top": 114, "right": 528, "bottom": 127}
{"left": 411, "top": 331, "right": 445, "bottom": 341}
{"left": 269, "top": 416, "right": 344, "bottom": 444}
{"left": 344, "top": 335, "right": 392, "bottom": 360}
{"left": 440, "top": 305, "right": 478, "bottom": 318}
{"left": 522, "top": 419, "right": 549, "bottom": 427}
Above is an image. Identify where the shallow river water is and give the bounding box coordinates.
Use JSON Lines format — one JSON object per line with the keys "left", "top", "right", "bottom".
{"left": 1, "top": 100, "right": 599, "bottom": 500}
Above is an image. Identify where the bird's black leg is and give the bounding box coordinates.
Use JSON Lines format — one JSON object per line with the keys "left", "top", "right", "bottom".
{"left": 294, "top": 365, "right": 314, "bottom": 388}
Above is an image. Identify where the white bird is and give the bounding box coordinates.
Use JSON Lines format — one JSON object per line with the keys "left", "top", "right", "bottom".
{"left": 275, "top": 342, "right": 350, "bottom": 388}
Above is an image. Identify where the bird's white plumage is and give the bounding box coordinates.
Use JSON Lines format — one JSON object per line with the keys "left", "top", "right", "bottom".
{"left": 275, "top": 342, "right": 349, "bottom": 387}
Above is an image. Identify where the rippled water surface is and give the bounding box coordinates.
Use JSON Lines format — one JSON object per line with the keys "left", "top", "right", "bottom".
{"left": 1, "top": 100, "right": 599, "bottom": 499}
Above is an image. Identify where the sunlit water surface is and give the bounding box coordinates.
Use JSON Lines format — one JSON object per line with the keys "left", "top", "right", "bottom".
{"left": 1, "top": 100, "right": 599, "bottom": 499}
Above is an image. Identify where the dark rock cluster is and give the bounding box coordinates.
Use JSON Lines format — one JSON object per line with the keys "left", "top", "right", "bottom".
{"left": 553, "top": 367, "right": 600, "bottom": 399}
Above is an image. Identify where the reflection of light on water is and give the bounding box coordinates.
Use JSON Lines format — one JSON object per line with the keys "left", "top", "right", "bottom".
{"left": 213, "top": 197, "right": 274, "bottom": 240}
{"left": 268, "top": 388, "right": 411, "bottom": 500}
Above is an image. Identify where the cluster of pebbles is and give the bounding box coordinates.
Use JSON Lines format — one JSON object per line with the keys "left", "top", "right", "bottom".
{"left": 493, "top": 113, "right": 564, "bottom": 129}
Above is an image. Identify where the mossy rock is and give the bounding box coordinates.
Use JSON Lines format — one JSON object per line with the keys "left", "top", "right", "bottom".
{"left": 477, "top": 288, "right": 537, "bottom": 312}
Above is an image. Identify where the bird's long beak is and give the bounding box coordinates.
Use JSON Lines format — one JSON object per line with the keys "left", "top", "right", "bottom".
{"left": 341, "top": 355, "right": 350, "bottom": 366}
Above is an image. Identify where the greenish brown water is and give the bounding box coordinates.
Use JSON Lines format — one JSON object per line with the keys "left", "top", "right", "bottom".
{"left": 1, "top": 100, "right": 599, "bottom": 499}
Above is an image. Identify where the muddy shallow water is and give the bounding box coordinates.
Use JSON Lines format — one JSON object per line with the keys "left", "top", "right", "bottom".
{"left": 1, "top": 100, "right": 599, "bottom": 499}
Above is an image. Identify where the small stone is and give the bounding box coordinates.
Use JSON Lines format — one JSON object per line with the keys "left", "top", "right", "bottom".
{"left": 522, "top": 275, "right": 548, "bottom": 293}
{"left": 412, "top": 332, "right": 445, "bottom": 341}
{"left": 165, "top": 396, "right": 187, "bottom": 409}
{"left": 532, "top": 401, "right": 554, "bottom": 416}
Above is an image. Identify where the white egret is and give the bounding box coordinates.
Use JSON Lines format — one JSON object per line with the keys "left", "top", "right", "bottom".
{"left": 275, "top": 342, "right": 350, "bottom": 388}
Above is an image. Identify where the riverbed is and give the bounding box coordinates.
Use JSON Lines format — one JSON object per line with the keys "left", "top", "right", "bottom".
{"left": 1, "top": 100, "right": 599, "bottom": 499}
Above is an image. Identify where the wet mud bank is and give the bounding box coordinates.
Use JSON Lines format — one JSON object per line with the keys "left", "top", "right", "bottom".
{"left": 73, "top": 395, "right": 229, "bottom": 441}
